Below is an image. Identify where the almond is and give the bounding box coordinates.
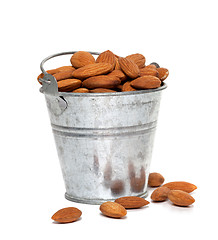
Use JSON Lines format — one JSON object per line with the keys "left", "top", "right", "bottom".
{"left": 96, "top": 50, "right": 116, "bottom": 69}
{"left": 130, "top": 76, "right": 161, "bottom": 90}
{"left": 53, "top": 70, "right": 75, "bottom": 81}
{"left": 82, "top": 75, "right": 121, "bottom": 89}
{"left": 148, "top": 172, "right": 165, "bottom": 187}
{"left": 115, "top": 196, "right": 149, "bottom": 209}
{"left": 140, "top": 67, "right": 158, "bottom": 77}
{"left": 51, "top": 207, "right": 82, "bottom": 223}
{"left": 151, "top": 186, "right": 170, "bottom": 202}
{"left": 126, "top": 53, "right": 146, "bottom": 68}
{"left": 100, "top": 201, "right": 127, "bottom": 218}
{"left": 72, "top": 63, "right": 113, "bottom": 80}
{"left": 114, "top": 57, "right": 121, "bottom": 70}
{"left": 144, "top": 65, "right": 157, "bottom": 70}
{"left": 119, "top": 57, "right": 140, "bottom": 79}
{"left": 162, "top": 181, "right": 197, "bottom": 193}
{"left": 56, "top": 66, "right": 76, "bottom": 72}
{"left": 72, "top": 88, "right": 89, "bottom": 93}
{"left": 89, "top": 88, "right": 116, "bottom": 93}
{"left": 108, "top": 70, "right": 127, "bottom": 82}
{"left": 58, "top": 79, "right": 82, "bottom": 92}
{"left": 168, "top": 190, "right": 195, "bottom": 207}
{"left": 70, "top": 51, "right": 95, "bottom": 68}
{"left": 157, "top": 68, "right": 169, "bottom": 81}
{"left": 122, "top": 81, "right": 137, "bottom": 92}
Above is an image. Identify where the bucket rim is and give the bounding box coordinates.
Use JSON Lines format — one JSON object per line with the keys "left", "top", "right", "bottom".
{"left": 42, "top": 82, "right": 167, "bottom": 97}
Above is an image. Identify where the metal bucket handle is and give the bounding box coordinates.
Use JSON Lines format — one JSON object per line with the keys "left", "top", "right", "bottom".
{"left": 39, "top": 51, "right": 100, "bottom": 96}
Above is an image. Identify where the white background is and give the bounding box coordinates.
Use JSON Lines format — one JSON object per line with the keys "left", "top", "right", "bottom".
{"left": 0, "top": 0, "right": 217, "bottom": 239}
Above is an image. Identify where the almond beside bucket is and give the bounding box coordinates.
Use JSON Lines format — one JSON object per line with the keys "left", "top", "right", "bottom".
{"left": 115, "top": 196, "right": 150, "bottom": 209}
{"left": 51, "top": 207, "right": 82, "bottom": 223}
{"left": 100, "top": 201, "right": 127, "bottom": 218}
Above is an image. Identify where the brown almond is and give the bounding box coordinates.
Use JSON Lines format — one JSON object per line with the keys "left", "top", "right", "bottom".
{"left": 151, "top": 186, "right": 170, "bottom": 202}
{"left": 70, "top": 51, "right": 95, "bottom": 68}
{"left": 114, "top": 57, "right": 121, "bottom": 70}
{"left": 100, "top": 201, "right": 127, "bottom": 218}
{"left": 72, "top": 63, "right": 113, "bottom": 80}
{"left": 58, "top": 79, "right": 82, "bottom": 92}
{"left": 119, "top": 57, "right": 140, "bottom": 79}
{"left": 126, "top": 53, "right": 146, "bottom": 68}
{"left": 96, "top": 50, "right": 116, "bottom": 69}
{"left": 157, "top": 68, "right": 169, "bottom": 81}
{"left": 72, "top": 88, "right": 89, "bottom": 93}
{"left": 162, "top": 181, "right": 197, "bottom": 193}
{"left": 140, "top": 68, "right": 158, "bottom": 77}
{"left": 51, "top": 207, "right": 82, "bottom": 223}
{"left": 148, "top": 172, "right": 165, "bottom": 187}
{"left": 108, "top": 70, "right": 127, "bottom": 82}
{"left": 168, "top": 190, "right": 195, "bottom": 207}
{"left": 53, "top": 70, "right": 75, "bottom": 81}
{"left": 115, "top": 196, "right": 150, "bottom": 209}
{"left": 82, "top": 75, "right": 121, "bottom": 89}
{"left": 131, "top": 76, "right": 161, "bottom": 90}
{"left": 122, "top": 81, "right": 137, "bottom": 92}
{"left": 145, "top": 65, "right": 157, "bottom": 69}
{"left": 89, "top": 88, "right": 116, "bottom": 93}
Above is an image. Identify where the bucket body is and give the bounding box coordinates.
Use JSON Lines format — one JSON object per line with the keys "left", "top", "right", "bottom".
{"left": 44, "top": 88, "right": 165, "bottom": 204}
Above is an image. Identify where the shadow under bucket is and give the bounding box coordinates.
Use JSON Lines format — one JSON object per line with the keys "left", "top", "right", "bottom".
{"left": 39, "top": 51, "right": 167, "bottom": 204}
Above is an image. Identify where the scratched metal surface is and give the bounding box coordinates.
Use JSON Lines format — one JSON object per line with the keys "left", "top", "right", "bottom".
{"left": 44, "top": 86, "right": 166, "bottom": 204}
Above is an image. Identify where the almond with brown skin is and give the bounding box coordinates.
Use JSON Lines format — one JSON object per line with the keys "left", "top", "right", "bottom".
{"left": 114, "top": 57, "right": 121, "bottom": 70}
{"left": 140, "top": 67, "right": 158, "bottom": 77}
{"left": 100, "top": 201, "right": 127, "bottom": 218}
{"left": 131, "top": 76, "right": 161, "bottom": 90}
{"left": 51, "top": 207, "right": 82, "bottom": 223}
{"left": 72, "top": 88, "right": 89, "bottom": 93}
{"left": 126, "top": 53, "right": 146, "bottom": 69}
{"left": 119, "top": 57, "right": 140, "bottom": 79}
{"left": 53, "top": 70, "right": 75, "bottom": 81}
{"left": 122, "top": 81, "right": 137, "bottom": 92}
{"left": 89, "top": 88, "right": 117, "bottom": 93}
{"left": 58, "top": 79, "right": 82, "bottom": 92}
{"left": 72, "top": 63, "right": 113, "bottom": 80}
{"left": 96, "top": 50, "right": 116, "bottom": 69}
{"left": 162, "top": 181, "right": 197, "bottom": 193}
{"left": 82, "top": 75, "right": 121, "bottom": 89}
{"left": 151, "top": 186, "right": 170, "bottom": 202}
{"left": 108, "top": 70, "right": 127, "bottom": 82}
{"left": 168, "top": 190, "right": 195, "bottom": 207}
{"left": 148, "top": 172, "right": 165, "bottom": 187}
{"left": 145, "top": 65, "right": 157, "bottom": 70}
{"left": 157, "top": 68, "right": 169, "bottom": 81}
{"left": 115, "top": 196, "right": 150, "bottom": 209}
{"left": 70, "top": 51, "right": 95, "bottom": 68}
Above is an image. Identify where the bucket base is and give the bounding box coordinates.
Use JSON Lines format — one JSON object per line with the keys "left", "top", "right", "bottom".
{"left": 65, "top": 191, "right": 148, "bottom": 205}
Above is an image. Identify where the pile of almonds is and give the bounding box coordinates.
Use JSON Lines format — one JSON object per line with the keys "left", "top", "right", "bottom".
{"left": 38, "top": 50, "right": 169, "bottom": 93}
{"left": 51, "top": 172, "right": 197, "bottom": 223}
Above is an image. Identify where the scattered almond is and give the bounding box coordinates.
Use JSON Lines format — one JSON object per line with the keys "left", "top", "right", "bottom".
{"left": 148, "top": 172, "right": 165, "bottom": 187}
{"left": 151, "top": 186, "right": 170, "bottom": 202}
{"left": 100, "top": 201, "right": 127, "bottom": 218}
{"left": 115, "top": 196, "right": 149, "bottom": 209}
{"left": 168, "top": 190, "right": 195, "bottom": 207}
{"left": 51, "top": 207, "right": 82, "bottom": 223}
{"left": 162, "top": 181, "right": 197, "bottom": 193}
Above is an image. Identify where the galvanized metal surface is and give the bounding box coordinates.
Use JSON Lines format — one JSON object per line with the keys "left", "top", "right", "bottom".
{"left": 40, "top": 51, "right": 167, "bottom": 204}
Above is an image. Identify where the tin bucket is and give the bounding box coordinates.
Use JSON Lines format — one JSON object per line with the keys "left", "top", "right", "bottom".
{"left": 39, "top": 51, "right": 167, "bottom": 204}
